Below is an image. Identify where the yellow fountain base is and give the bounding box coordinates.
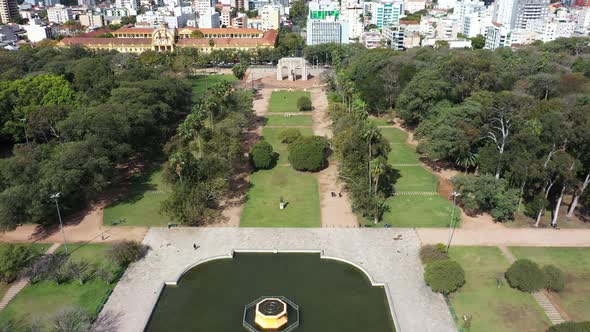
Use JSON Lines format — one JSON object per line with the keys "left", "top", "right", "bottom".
{"left": 254, "top": 314, "right": 288, "bottom": 330}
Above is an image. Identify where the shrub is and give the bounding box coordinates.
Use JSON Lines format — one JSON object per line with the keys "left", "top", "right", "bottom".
{"left": 232, "top": 63, "right": 248, "bottom": 80}
{"left": 0, "top": 244, "right": 40, "bottom": 283}
{"left": 424, "top": 259, "right": 465, "bottom": 294}
{"left": 52, "top": 307, "right": 91, "bottom": 332}
{"left": 250, "top": 140, "right": 274, "bottom": 170}
{"left": 297, "top": 96, "right": 312, "bottom": 111}
{"left": 108, "top": 241, "right": 149, "bottom": 266}
{"left": 279, "top": 128, "right": 302, "bottom": 144}
{"left": 24, "top": 252, "right": 69, "bottom": 284}
{"left": 419, "top": 244, "right": 449, "bottom": 265}
{"left": 543, "top": 264, "right": 565, "bottom": 292}
{"left": 288, "top": 136, "right": 329, "bottom": 172}
{"left": 548, "top": 321, "right": 590, "bottom": 332}
{"left": 505, "top": 259, "right": 545, "bottom": 292}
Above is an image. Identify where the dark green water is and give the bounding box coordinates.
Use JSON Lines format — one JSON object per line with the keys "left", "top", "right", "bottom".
{"left": 145, "top": 253, "right": 395, "bottom": 332}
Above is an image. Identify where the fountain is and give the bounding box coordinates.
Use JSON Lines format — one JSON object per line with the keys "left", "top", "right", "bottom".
{"left": 243, "top": 296, "right": 300, "bottom": 332}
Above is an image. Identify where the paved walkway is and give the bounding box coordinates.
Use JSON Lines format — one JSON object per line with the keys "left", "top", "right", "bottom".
{"left": 0, "top": 243, "right": 61, "bottom": 311}
{"left": 100, "top": 228, "right": 455, "bottom": 332}
{"left": 498, "top": 246, "right": 565, "bottom": 325}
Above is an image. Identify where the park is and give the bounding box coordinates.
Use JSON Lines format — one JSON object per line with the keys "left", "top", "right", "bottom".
{"left": 0, "top": 44, "right": 589, "bottom": 332}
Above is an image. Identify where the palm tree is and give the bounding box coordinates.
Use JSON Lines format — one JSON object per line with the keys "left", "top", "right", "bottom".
{"left": 363, "top": 123, "right": 382, "bottom": 193}
{"left": 178, "top": 110, "right": 206, "bottom": 158}
{"left": 169, "top": 152, "right": 186, "bottom": 184}
{"left": 370, "top": 157, "right": 387, "bottom": 195}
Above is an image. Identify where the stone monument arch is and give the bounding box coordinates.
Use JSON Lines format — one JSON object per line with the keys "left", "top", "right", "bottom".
{"left": 276, "top": 57, "right": 308, "bottom": 81}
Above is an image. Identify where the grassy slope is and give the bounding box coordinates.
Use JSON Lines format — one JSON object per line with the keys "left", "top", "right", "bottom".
{"left": 261, "top": 127, "right": 314, "bottom": 165}
{"left": 449, "top": 246, "right": 550, "bottom": 332}
{"left": 510, "top": 247, "right": 590, "bottom": 322}
{"left": 103, "top": 167, "right": 170, "bottom": 227}
{"left": 0, "top": 244, "right": 118, "bottom": 328}
{"left": 190, "top": 75, "right": 236, "bottom": 98}
{"left": 240, "top": 167, "right": 321, "bottom": 227}
{"left": 269, "top": 91, "right": 312, "bottom": 113}
{"left": 264, "top": 114, "right": 313, "bottom": 127}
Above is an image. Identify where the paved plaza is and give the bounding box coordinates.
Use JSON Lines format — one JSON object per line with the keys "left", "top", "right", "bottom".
{"left": 100, "top": 228, "right": 455, "bottom": 332}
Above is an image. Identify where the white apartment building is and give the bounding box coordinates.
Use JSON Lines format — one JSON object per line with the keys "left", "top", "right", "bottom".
{"left": 527, "top": 17, "right": 575, "bottom": 41}
{"left": 116, "top": 0, "right": 141, "bottom": 12}
{"left": 340, "top": 6, "right": 364, "bottom": 41}
{"left": 575, "top": 8, "right": 590, "bottom": 35}
{"left": 22, "top": 18, "right": 52, "bottom": 42}
{"left": 484, "top": 24, "right": 512, "bottom": 49}
{"left": 260, "top": 4, "right": 280, "bottom": 30}
{"left": 382, "top": 24, "right": 404, "bottom": 49}
{"left": 47, "top": 5, "right": 73, "bottom": 24}
{"left": 493, "top": 0, "right": 549, "bottom": 29}
{"left": 197, "top": 7, "right": 219, "bottom": 28}
{"left": 362, "top": 30, "right": 383, "bottom": 48}
{"left": 220, "top": 6, "right": 230, "bottom": 27}
{"left": 404, "top": 0, "right": 426, "bottom": 13}
{"left": 79, "top": 13, "right": 105, "bottom": 27}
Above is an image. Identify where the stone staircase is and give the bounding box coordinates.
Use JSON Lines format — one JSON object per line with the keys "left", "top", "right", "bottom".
{"left": 533, "top": 291, "right": 565, "bottom": 325}
{"left": 0, "top": 243, "right": 62, "bottom": 311}
{"left": 498, "top": 246, "right": 566, "bottom": 325}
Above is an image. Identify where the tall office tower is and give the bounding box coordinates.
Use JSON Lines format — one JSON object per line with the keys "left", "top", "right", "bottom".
{"left": 0, "top": 0, "right": 19, "bottom": 24}
{"left": 493, "top": 0, "right": 549, "bottom": 29}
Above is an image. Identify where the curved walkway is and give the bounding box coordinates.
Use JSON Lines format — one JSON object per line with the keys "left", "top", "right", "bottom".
{"left": 99, "top": 227, "right": 455, "bottom": 332}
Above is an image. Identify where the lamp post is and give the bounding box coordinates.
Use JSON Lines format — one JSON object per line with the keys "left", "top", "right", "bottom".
{"left": 19, "top": 118, "right": 29, "bottom": 145}
{"left": 446, "top": 191, "right": 461, "bottom": 252}
{"left": 50, "top": 193, "right": 68, "bottom": 253}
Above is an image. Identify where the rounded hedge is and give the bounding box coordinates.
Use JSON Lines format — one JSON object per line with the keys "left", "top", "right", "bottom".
{"left": 548, "top": 321, "right": 590, "bottom": 332}
{"left": 288, "top": 136, "right": 328, "bottom": 172}
{"left": 279, "top": 128, "right": 302, "bottom": 144}
{"left": 424, "top": 259, "right": 465, "bottom": 294}
{"left": 297, "top": 96, "right": 312, "bottom": 111}
{"left": 250, "top": 140, "right": 274, "bottom": 170}
{"left": 505, "top": 259, "right": 545, "bottom": 292}
{"left": 419, "top": 244, "right": 449, "bottom": 265}
{"left": 543, "top": 264, "right": 565, "bottom": 292}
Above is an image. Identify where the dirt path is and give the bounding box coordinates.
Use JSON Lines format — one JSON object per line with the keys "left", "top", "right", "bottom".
{"left": 0, "top": 203, "right": 147, "bottom": 244}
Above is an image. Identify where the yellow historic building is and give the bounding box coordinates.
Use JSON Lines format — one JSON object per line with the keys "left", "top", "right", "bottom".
{"left": 58, "top": 26, "right": 278, "bottom": 54}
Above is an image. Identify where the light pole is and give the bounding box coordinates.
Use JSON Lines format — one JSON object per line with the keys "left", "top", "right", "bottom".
{"left": 446, "top": 191, "right": 461, "bottom": 252}
{"left": 19, "top": 118, "right": 29, "bottom": 145}
{"left": 50, "top": 193, "right": 68, "bottom": 253}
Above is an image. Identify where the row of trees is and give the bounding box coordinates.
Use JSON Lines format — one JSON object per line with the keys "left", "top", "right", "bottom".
{"left": 160, "top": 81, "right": 254, "bottom": 225}
{"left": 0, "top": 46, "right": 192, "bottom": 230}
{"left": 326, "top": 37, "right": 590, "bottom": 225}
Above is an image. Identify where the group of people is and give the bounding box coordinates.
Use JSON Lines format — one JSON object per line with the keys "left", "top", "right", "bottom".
{"left": 331, "top": 192, "right": 342, "bottom": 198}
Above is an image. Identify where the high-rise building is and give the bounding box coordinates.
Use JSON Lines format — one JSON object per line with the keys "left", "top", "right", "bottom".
{"left": 47, "top": 4, "right": 73, "bottom": 24}
{"left": 306, "top": 20, "right": 342, "bottom": 45}
{"left": 371, "top": 0, "right": 404, "bottom": 29}
{"left": 116, "top": 0, "right": 141, "bottom": 12}
{"left": 260, "top": 4, "right": 280, "bottom": 30}
{"left": 0, "top": 0, "right": 18, "bottom": 24}
{"left": 493, "top": 0, "right": 549, "bottom": 29}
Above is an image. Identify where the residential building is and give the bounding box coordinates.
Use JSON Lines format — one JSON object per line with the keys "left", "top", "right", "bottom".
{"left": 77, "top": 0, "right": 94, "bottom": 5}
{"left": 115, "top": 0, "right": 141, "bottom": 12}
{"left": 80, "top": 13, "right": 105, "bottom": 27}
{"left": 382, "top": 24, "right": 405, "bottom": 49}
{"left": 220, "top": 5, "right": 230, "bottom": 27}
{"left": 340, "top": 2, "right": 364, "bottom": 41}
{"left": 493, "top": 0, "right": 549, "bottom": 29}
{"left": 198, "top": 7, "right": 219, "bottom": 28}
{"left": 260, "top": 4, "right": 280, "bottom": 30}
{"left": 404, "top": 0, "right": 426, "bottom": 13}
{"left": 22, "top": 18, "right": 52, "bottom": 42}
{"left": 484, "top": 23, "right": 512, "bottom": 49}
{"left": 527, "top": 17, "right": 575, "bottom": 41}
{"left": 362, "top": 30, "right": 383, "bottom": 48}
{"left": 47, "top": 4, "right": 72, "bottom": 24}
{"left": 306, "top": 20, "right": 342, "bottom": 45}
{"left": 371, "top": 0, "right": 404, "bottom": 29}
{"left": 0, "top": 0, "right": 19, "bottom": 24}
{"left": 232, "top": 12, "right": 247, "bottom": 28}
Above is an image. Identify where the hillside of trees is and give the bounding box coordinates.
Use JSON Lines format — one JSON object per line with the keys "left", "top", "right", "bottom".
{"left": 324, "top": 38, "right": 590, "bottom": 225}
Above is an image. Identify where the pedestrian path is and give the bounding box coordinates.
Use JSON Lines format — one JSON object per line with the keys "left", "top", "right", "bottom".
{"left": 498, "top": 246, "right": 565, "bottom": 325}
{"left": 0, "top": 243, "right": 61, "bottom": 311}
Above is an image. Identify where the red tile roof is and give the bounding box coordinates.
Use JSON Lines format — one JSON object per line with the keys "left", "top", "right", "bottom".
{"left": 178, "top": 27, "right": 264, "bottom": 35}
{"left": 59, "top": 38, "right": 152, "bottom": 46}
{"left": 113, "top": 27, "right": 155, "bottom": 35}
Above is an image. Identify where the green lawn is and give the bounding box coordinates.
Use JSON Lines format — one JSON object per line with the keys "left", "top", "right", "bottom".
{"left": 269, "top": 91, "right": 312, "bottom": 113}
{"left": 510, "top": 247, "right": 590, "bottom": 322}
{"left": 367, "top": 127, "right": 453, "bottom": 227}
{"left": 190, "top": 75, "right": 236, "bottom": 99}
{"left": 0, "top": 243, "right": 51, "bottom": 300}
{"left": 370, "top": 117, "right": 393, "bottom": 127}
{"left": 0, "top": 244, "right": 118, "bottom": 329}
{"left": 264, "top": 114, "right": 313, "bottom": 127}
{"left": 261, "top": 127, "right": 314, "bottom": 165}
{"left": 103, "top": 166, "right": 171, "bottom": 227}
{"left": 449, "top": 247, "right": 550, "bottom": 332}
{"left": 241, "top": 167, "right": 321, "bottom": 227}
